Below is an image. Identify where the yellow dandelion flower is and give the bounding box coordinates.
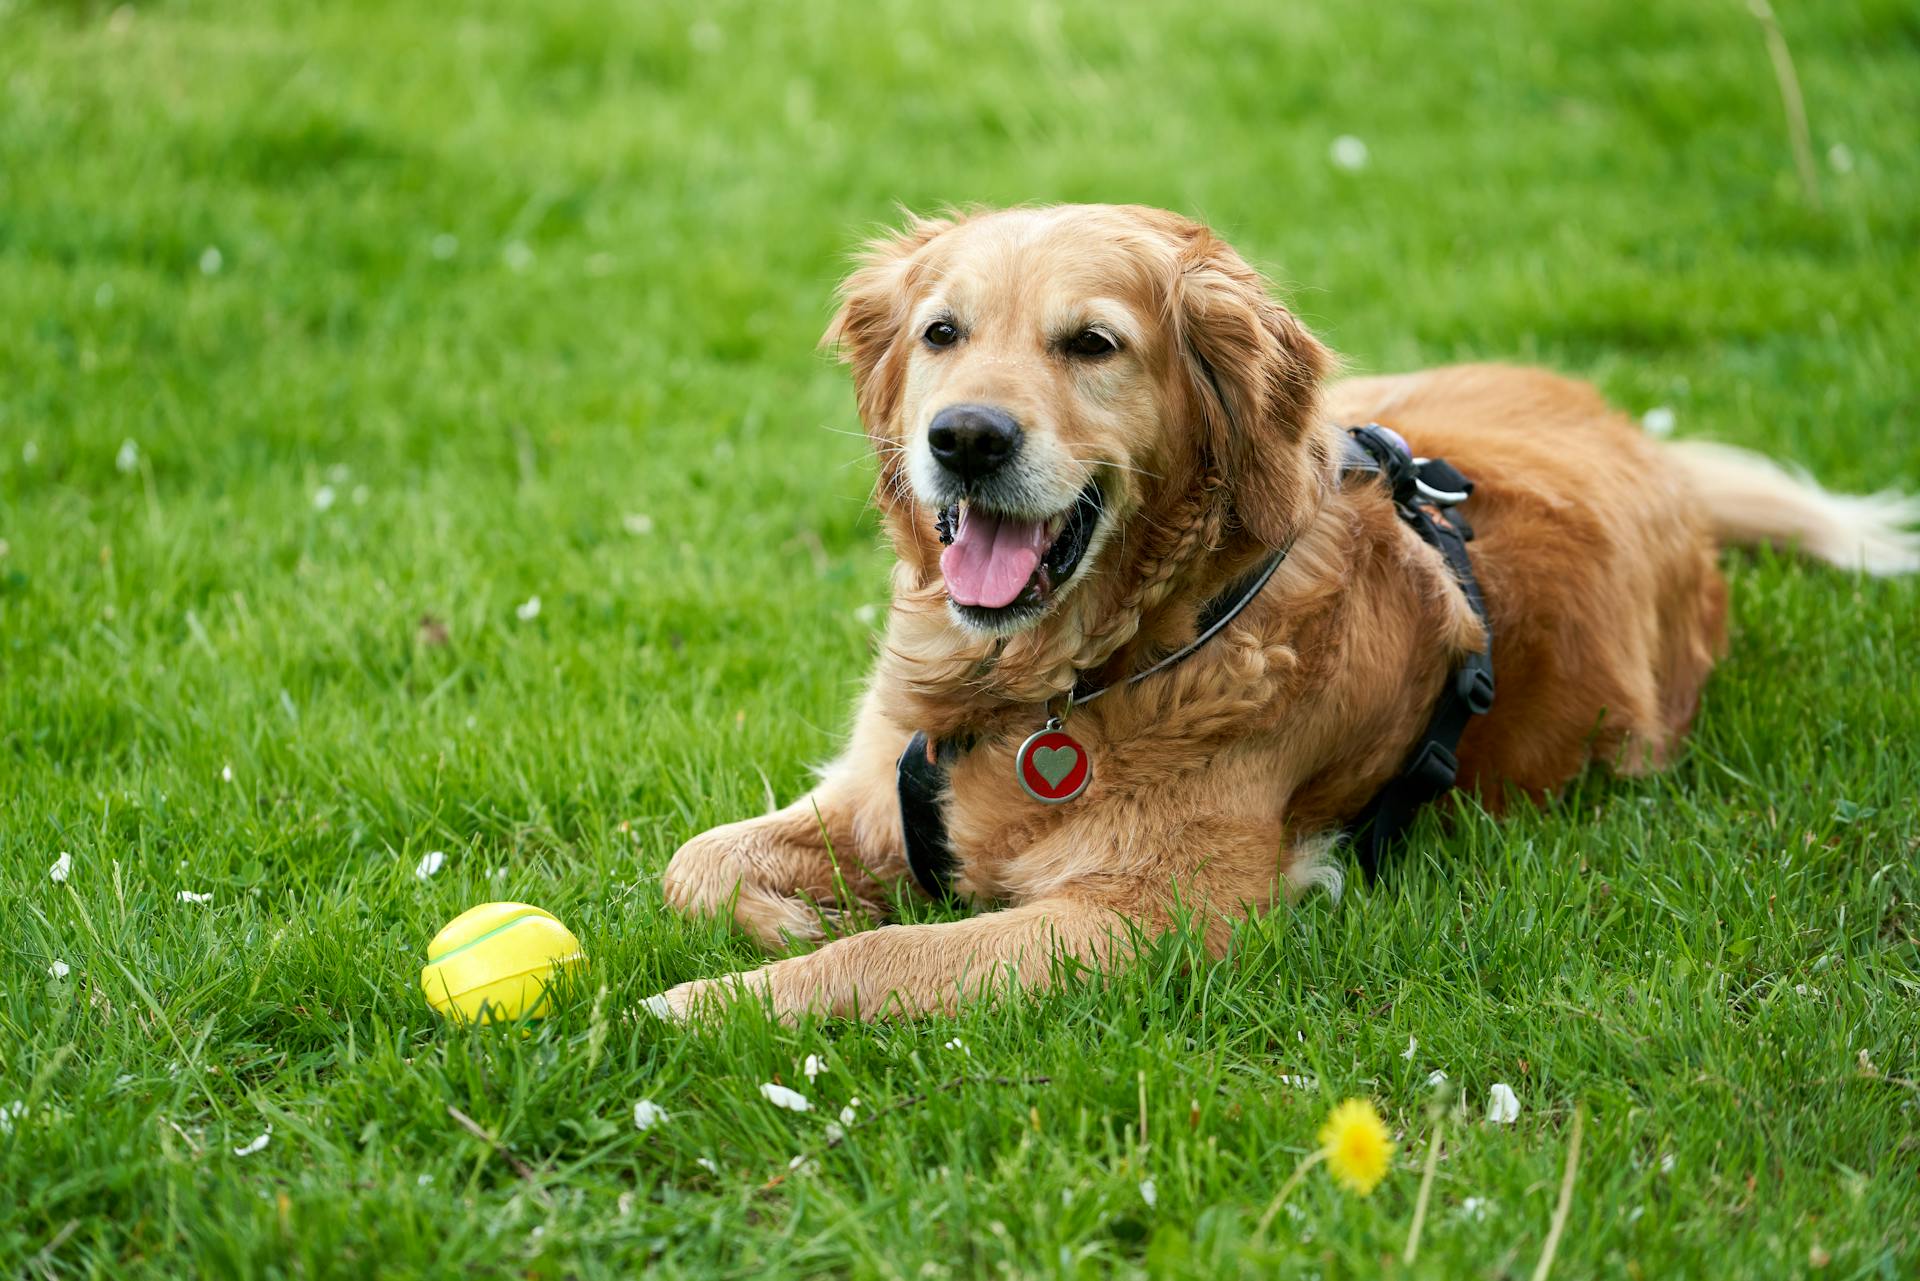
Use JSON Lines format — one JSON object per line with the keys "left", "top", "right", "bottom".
{"left": 1318, "top": 1098, "right": 1395, "bottom": 1196}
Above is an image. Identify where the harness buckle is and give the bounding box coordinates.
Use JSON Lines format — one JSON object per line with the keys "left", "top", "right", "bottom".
{"left": 1456, "top": 662, "right": 1495, "bottom": 715}
{"left": 1412, "top": 468, "right": 1471, "bottom": 507}
{"left": 1406, "top": 739, "right": 1459, "bottom": 792}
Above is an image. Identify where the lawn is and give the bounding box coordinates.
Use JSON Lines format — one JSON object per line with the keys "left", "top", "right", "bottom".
{"left": 3, "top": 0, "right": 1919, "bottom": 1275}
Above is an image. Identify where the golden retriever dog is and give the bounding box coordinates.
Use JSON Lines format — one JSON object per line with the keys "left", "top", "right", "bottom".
{"left": 647, "top": 204, "right": 1918, "bottom": 1021}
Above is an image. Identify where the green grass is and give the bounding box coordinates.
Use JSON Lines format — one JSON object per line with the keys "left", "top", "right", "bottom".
{"left": 4, "top": 0, "right": 1919, "bottom": 1275}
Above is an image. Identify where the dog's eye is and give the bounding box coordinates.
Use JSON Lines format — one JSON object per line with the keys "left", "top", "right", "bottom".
{"left": 1063, "top": 328, "right": 1117, "bottom": 358}
{"left": 923, "top": 319, "right": 960, "bottom": 349}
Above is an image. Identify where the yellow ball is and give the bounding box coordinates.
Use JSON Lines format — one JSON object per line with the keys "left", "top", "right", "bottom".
{"left": 421, "top": 902, "right": 586, "bottom": 1024}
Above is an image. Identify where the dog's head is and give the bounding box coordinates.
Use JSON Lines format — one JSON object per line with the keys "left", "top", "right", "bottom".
{"left": 826, "top": 204, "right": 1334, "bottom": 638}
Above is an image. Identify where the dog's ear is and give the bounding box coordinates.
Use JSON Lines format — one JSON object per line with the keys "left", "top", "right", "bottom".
{"left": 822, "top": 212, "right": 955, "bottom": 434}
{"left": 1176, "top": 232, "right": 1335, "bottom": 548}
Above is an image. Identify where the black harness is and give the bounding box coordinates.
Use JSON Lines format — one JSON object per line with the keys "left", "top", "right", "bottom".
{"left": 897, "top": 424, "right": 1495, "bottom": 899}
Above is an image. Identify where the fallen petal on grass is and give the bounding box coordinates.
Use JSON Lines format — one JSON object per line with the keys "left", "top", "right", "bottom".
{"left": 633, "top": 1100, "right": 668, "bottom": 1132}
{"left": 50, "top": 852, "right": 71, "bottom": 883}
{"left": 1486, "top": 1083, "right": 1521, "bottom": 1124}
{"left": 760, "top": 1083, "right": 810, "bottom": 1113}
{"left": 233, "top": 1126, "right": 272, "bottom": 1157}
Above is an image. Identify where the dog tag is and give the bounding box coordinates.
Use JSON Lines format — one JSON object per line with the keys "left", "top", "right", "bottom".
{"left": 1015, "top": 719, "right": 1091, "bottom": 804}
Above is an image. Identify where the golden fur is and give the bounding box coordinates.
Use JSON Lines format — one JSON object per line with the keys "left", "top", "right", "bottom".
{"left": 648, "top": 204, "right": 1918, "bottom": 1021}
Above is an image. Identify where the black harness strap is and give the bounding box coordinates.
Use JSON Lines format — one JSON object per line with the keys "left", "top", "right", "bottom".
{"left": 895, "top": 423, "right": 1495, "bottom": 899}
{"left": 899, "top": 730, "right": 962, "bottom": 898}
{"left": 1340, "top": 425, "right": 1495, "bottom": 878}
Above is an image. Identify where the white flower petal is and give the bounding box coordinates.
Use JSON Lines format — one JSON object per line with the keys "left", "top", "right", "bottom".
{"left": 943, "top": 1038, "right": 969, "bottom": 1056}
{"left": 233, "top": 1126, "right": 272, "bottom": 1157}
{"left": 198, "top": 246, "right": 223, "bottom": 276}
{"left": 787, "top": 1153, "right": 814, "bottom": 1173}
{"left": 312, "top": 485, "right": 336, "bottom": 511}
{"left": 1427, "top": 1069, "right": 1450, "bottom": 1088}
{"left": 1402, "top": 1035, "right": 1418, "bottom": 1060}
{"left": 49, "top": 960, "right": 70, "bottom": 979}
{"left": 1461, "top": 1196, "right": 1493, "bottom": 1221}
{"left": 1642, "top": 406, "right": 1677, "bottom": 438}
{"left": 1277, "top": 1074, "right": 1316, "bottom": 1090}
{"left": 696, "top": 1156, "right": 720, "bottom": 1174}
{"left": 515, "top": 595, "right": 542, "bottom": 621}
{"left": 220, "top": 764, "right": 233, "bottom": 782}
{"left": 115, "top": 439, "right": 140, "bottom": 473}
{"left": 760, "top": 1083, "right": 811, "bottom": 1112}
{"left": 1138, "top": 1178, "right": 1157, "bottom": 1208}
{"left": 414, "top": 851, "right": 446, "bottom": 880}
{"left": 1330, "top": 134, "right": 1370, "bottom": 171}
{"left": 1659, "top": 1152, "right": 1676, "bottom": 1174}
{"left": 838, "top": 1103, "right": 858, "bottom": 1126}
{"left": 0, "top": 1100, "right": 25, "bottom": 1134}
{"left": 177, "top": 890, "right": 213, "bottom": 905}
{"left": 632, "top": 1099, "right": 668, "bottom": 1131}
{"left": 1485, "top": 1082, "right": 1521, "bottom": 1124}
{"left": 50, "top": 852, "right": 71, "bottom": 883}
{"left": 803, "top": 1053, "right": 825, "bottom": 1082}
{"left": 824, "top": 1122, "right": 845, "bottom": 1143}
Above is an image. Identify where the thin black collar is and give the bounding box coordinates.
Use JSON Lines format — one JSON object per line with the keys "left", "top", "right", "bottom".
{"left": 899, "top": 542, "right": 1292, "bottom": 901}
{"left": 1068, "top": 546, "right": 1289, "bottom": 707}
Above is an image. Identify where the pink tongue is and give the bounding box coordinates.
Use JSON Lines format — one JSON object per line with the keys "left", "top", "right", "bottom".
{"left": 940, "top": 507, "right": 1049, "bottom": 608}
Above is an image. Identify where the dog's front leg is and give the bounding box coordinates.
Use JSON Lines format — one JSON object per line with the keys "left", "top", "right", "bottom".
{"left": 662, "top": 690, "right": 909, "bottom": 951}
{"left": 645, "top": 888, "right": 1149, "bottom": 1021}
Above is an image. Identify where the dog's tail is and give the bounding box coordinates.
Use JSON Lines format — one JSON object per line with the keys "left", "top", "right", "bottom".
{"left": 1665, "top": 439, "right": 1920, "bottom": 576}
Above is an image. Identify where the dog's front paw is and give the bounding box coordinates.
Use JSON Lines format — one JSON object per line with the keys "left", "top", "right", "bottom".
{"left": 638, "top": 970, "right": 772, "bottom": 1023}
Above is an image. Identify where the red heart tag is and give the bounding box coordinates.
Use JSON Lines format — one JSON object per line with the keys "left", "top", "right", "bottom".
{"left": 1016, "top": 726, "right": 1091, "bottom": 803}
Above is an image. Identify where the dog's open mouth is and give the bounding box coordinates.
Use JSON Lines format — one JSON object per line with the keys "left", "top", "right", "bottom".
{"left": 936, "top": 481, "right": 1103, "bottom": 624}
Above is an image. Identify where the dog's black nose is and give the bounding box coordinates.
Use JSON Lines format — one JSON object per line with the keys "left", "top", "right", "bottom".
{"left": 927, "top": 404, "right": 1021, "bottom": 484}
